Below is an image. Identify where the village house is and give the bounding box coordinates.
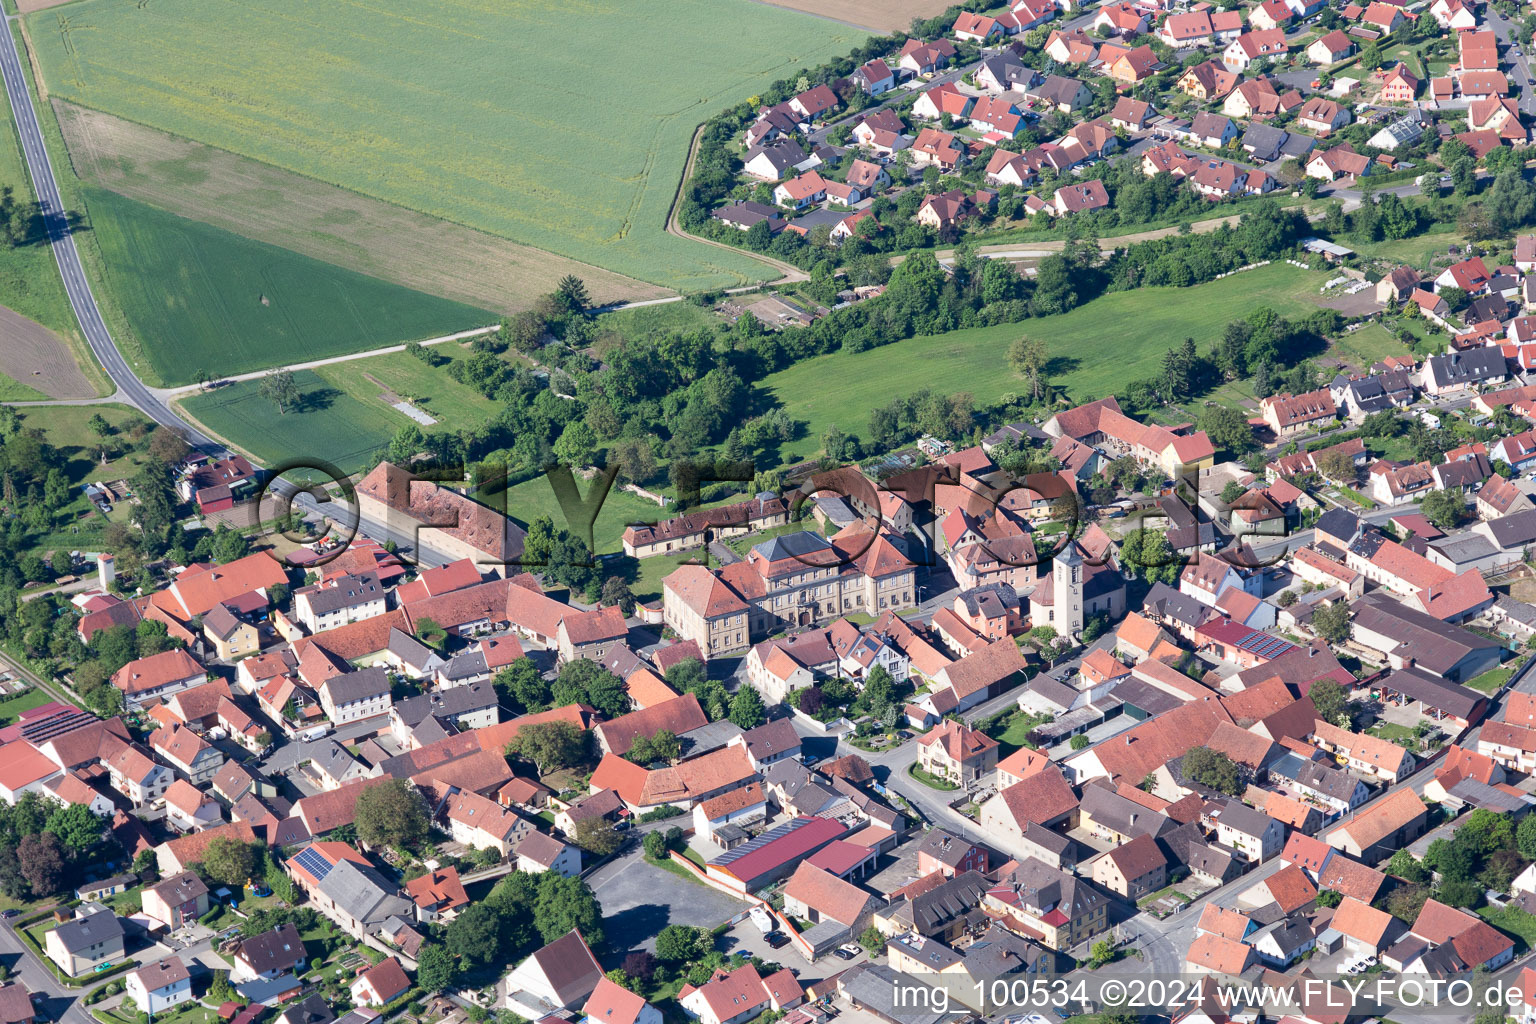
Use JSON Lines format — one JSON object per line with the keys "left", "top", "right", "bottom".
{"left": 916, "top": 720, "right": 999, "bottom": 785}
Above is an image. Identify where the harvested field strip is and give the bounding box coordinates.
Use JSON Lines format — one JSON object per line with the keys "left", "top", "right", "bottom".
{"left": 755, "top": 0, "right": 953, "bottom": 32}
{"left": 0, "top": 301, "right": 94, "bottom": 398}
{"left": 54, "top": 102, "right": 668, "bottom": 313}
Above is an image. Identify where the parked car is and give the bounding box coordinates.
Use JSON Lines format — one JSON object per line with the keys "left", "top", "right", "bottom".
{"left": 833, "top": 948, "right": 856, "bottom": 961}
{"left": 766, "top": 932, "right": 790, "bottom": 949}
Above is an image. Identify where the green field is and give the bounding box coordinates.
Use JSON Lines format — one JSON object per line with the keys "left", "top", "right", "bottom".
{"left": 0, "top": 688, "right": 50, "bottom": 726}
{"left": 760, "top": 263, "right": 1324, "bottom": 450}
{"left": 30, "top": 0, "right": 857, "bottom": 292}
{"left": 179, "top": 369, "right": 407, "bottom": 475}
{"left": 0, "top": 50, "right": 82, "bottom": 343}
{"left": 84, "top": 188, "right": 491, "bottom": 385}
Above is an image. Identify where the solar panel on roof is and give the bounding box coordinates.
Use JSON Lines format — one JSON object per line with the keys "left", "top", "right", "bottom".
{"left": 292, "top": 846, "right": 334, "bottom": 883}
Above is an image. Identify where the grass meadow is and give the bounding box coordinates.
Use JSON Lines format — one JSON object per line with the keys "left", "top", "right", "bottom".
{"left": 178, "top": 369, "right": 408, "bottom": 476}
{"left": 759, "top": 262, "right": 1325, "bottom": 446}
{"left": 84, "top": 188, "right": 492, "bottom": 384}
{"left": 30, "top": 0, "right": 860, "bottom": 292}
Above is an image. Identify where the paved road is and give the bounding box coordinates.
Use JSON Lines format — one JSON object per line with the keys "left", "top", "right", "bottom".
{"left": 0, "top": 14, "right": 480, "bottom": 571}
{"left": 0, "top": 911, "right": 99, "bottom": 1024}
{"left": 1487, "top": 10, "right": 1536, "bottom": 116}
{"left": 0, "top": 15, "right": 208, "bottom": 444}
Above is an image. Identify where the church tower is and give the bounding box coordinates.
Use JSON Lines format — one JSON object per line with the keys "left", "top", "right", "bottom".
{"left": 1052, "top": 540, "right": 1085, "bottom": 638}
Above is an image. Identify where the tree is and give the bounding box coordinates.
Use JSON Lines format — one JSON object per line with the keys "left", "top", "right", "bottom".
{"left": 257, "top": 369, "right": 300, "bottom": 415}
{"left": 1309, "top": 678, "right": 1349, "bottom": 727}
{"left": 1313, "top": 602, "right": 1351, "bottom": 645}
{"left": 1517, "top": 813, "right": 1536, "bottom": 861}
{"left": 859, "top": 925, "right": 885, "bottom": 956}
{"left": 1386, "top": 848, "right": 1428, "bottom": 885}
{"left": 1182, "top": 746, "right": 1243, "bottom": 795}
{"left": 531, "top": 873, "right": 603, "bottom": 949}
{"left": 201, "top": 837, "right": 258, "bottom": 886}
{"left": 1315, "top": 449, "right": 1357, "bottom": 483}
{"left": 1220, "top": 481, "right": 1246, "bottom": 505}
{"left": 1386, "top": 883, "right": 1429, "bottom": 922}
{"left": 495, "top": 658, "right": 550, "bottom": 714}
{"left": 416, "top": 943, "right": 458, "bottom": 993}
{"left": 1090, "top": 940, "right": 1115, "bottom": 968}
{"left": 1008, "top": 336, "right": 1050, "bottom": 401}
{"left": 573, "top": 818, "right": 624, "bottom": 857}
{"left": 44, "top": 803, "right": 103, "bottom": 855}
{"left": 354, "top": 779, "right": 431, "bottom": 850}
{"left": 1069, "top": 735, "right": 1089, "bottom": 750}
{"left": 655, "top": 924, "right": 707, "bottom": 963}
{"left": 642, "top": 831, "right": 667, "bottom": 860}
{"left": 601, "top": 576, "right": 635, "bottom": 616}
{"left": 447, "top": 903, "right": 505, "bottom": 966}
{"left": 555, "top": 275, "right": 591, "bottom": 315}
{"left": 16, "top": 832, "right": 63, "bottom": 896}
{"left": 1201, "top": 405, "right": 1257, "bottom": 455}
{"left": 621, "top": 951, "right": 657, "bottom": 984}
{"left": 509, "top": 721, "right": 588, "bottom": 774}
{"left": 1119, "top": 527, "right": 1180, "bottom": 586}
{"left": 554, "top": 421, "right": 600, "bottom": 467}
{"left": 728, "top": 685, "right": 767, "bottom": 729}
{"left": 1419, "top": 488, "right": 1465, "bottom": 532}
{"left": 628, "top": 729, "right": 680, "bottom": 765}
{"left": 1316, "top": 889, "right": 1343, "bottom": 908}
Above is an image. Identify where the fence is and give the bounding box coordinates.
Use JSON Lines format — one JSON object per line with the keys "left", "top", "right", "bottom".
{"left": 664, "top": 852, "right": 818, "bottom": 962}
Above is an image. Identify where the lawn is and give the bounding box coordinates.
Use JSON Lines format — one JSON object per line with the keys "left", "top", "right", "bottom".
{"left": 310, "top": 347, "right": 506, "bottom": 434}
{"left": 1478, "top": 904, "right": 1536, "bottom": 953}
{"left": 0, "top": 63, "right": 85, "bottom": 345}
{"left": 0, "top": 688, "right": 52, "bottom": 726}
{"left": 84, "top": 188, "right": 492, "bottom": 385}
{"left": 592, "top": 302, "right": 720, "bottom": 338}
{"left": 906, "top": 762, "right": 958, "bottom": 790}
{"left": 29, "top": 0, "right": 859, "bottom": 292}
{"left": 1366, "top": 721, "right": 1418, "bottom": 746}
{"left": 9, "top": 402, "right": 161, "bottom": 553}
{"left": 485, "top": 473, "right": 675, "bottom": 555}
{"left": 178, "top": 369, "right": 408, "bottom": 476}
{"left": 1465, "top": 667, "right": 1513, "bottom": 694}
{"left": 1331, "top": 324, "right": 1418, "bottom": 371}
{"left": 1349, "top": 228, "right": 1463, "bottom": 271}
{"left": 983, "top": 708, "right": 1045, "bottom": 757}
{"left": 759, "top": 263, "right": 1323, "bottom": 456}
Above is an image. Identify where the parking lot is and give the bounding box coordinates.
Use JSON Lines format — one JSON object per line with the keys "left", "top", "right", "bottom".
{"left": 586, "top": 846, "right": 745, "bottom": 953}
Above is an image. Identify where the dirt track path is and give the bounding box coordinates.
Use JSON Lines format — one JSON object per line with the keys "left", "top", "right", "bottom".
{"left": 666, "top": 124, "right": 809, "bottom": 286}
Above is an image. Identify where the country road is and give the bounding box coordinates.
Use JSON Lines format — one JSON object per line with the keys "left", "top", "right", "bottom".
{"left": 0, "top": 14, "right": 215, "bottom": 446}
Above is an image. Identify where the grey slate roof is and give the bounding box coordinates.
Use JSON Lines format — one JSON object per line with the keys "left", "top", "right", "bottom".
{"left": 301, "top": 572, "right": 384, "bottom": 616}
{"left": 51, "top": 908, "right": 124, "bottom": 953}
{"left": 1425, "top": 349, "right": 1506, "bottom": 389}
{"left": 321, "top": 666, "right": 390, "bottom": 706}
{"left": 315, "top": 859, "right": 411, "bottom": 932}
{"left": 393, "top": 681, "right": 497, "bottom": 729}
{"left": 387, "top": 629, "right": 445, "bottom": 676}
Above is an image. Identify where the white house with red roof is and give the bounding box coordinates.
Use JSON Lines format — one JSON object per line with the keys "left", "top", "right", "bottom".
{"left": 1436, "top": 255, "right": 1493, "bottom": 295}
{"left": 583, "top": 978, "right": 662, "bottom": 1024}
{"left": 679, "top": 964, "right": 802, "bottom": 1024}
